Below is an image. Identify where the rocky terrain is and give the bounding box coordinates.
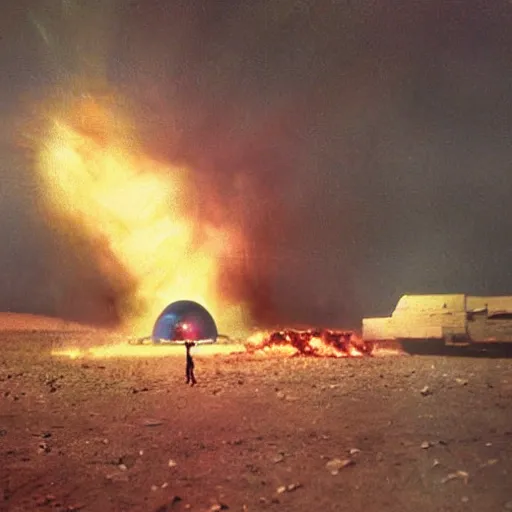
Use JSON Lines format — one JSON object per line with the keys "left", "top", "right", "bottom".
{"left": 1, "top": 325, "right": 511, "bottom": 512}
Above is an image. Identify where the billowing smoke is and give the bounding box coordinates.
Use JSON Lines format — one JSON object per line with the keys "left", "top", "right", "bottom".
{"left": 1, "top": 0, "right": 512, "bottom": 330}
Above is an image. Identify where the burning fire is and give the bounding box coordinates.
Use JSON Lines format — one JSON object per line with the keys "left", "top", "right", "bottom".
{"left": 30, "top": 93, "right": 246, "bottom": 336}
{"left": 51, "top": 328, "right": 401, "bottom": 360}
{"left": 245, "top": 329, "right": 391, "bottom": 357}
{"left": 245, "top": 329, "right": 366, "bottom": 357}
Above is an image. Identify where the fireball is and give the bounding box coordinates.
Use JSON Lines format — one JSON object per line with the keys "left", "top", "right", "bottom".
{"left": 31, "top": 92, "right": 246, "bottom": 336}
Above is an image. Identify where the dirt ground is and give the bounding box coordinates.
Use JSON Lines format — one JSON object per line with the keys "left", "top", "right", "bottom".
{"left": 1, "top": 329, "right": 512, "bottom": 512}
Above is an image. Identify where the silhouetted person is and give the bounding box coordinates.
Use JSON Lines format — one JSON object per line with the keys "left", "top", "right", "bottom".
{"left": 185, "top": 341, "right": 197, "bottom": 386}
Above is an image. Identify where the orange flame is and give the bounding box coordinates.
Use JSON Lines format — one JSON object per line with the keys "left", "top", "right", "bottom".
{"left": 30, "top": 92, "right": 247, "bottom": 336}
{"left": 245, "top": 329, "right": 371, "bottom": 358}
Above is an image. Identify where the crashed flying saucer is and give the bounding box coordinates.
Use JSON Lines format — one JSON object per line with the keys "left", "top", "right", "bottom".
{"left": 150, "top": 300, "right": 218, "bottom": 344}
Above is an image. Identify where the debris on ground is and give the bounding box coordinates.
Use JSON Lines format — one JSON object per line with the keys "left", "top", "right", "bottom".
{"left": 143, "top": 420, "right": 164, "bottom": 427}
{"left": 326, "top": 458, "right": 355, "bottom": 475}
{"left": 154, "top": 495, "right": 182, "bottom": 512}
{"left": 209, "top": 502, "right": 229, "bottom": 511}
{"left": 38, "top": 442, "right": 51, "bottom": 454}
{"left": 420, "top": 386, "right": 432, "bottom": 396}
{"left": 441, "top": 470, "right": 469, "bottom": 484}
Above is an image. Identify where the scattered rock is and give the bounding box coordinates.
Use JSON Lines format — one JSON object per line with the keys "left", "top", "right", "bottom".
{"left": 168, "top": 459, "right": 178, "bottom": 468}
{"left": 420, "top": 386, "right": 432, "bottom": 396}
{"left": 35, "top": 494, "right": 57, "bottom": 506}
{"left": 455, "top": 378, "right": 469, "bottom": 386}
{"left": 441, "top": 470, "right": 469, "bottom": 484}
{"left": 287, "top": 483, "right": 302, "bottom": 492}
{"left": 480, "top": 459, "right": 499, "bottom": 468}
{"left": 143, "top": 420, "right": 164, "bottom": 427}
{"left": 154, "top": 495, "right": 182, "bottom": 511}
{"left": 461, "top": 496, "right": 469, "bottom": 503}
{"left": 276, "top": 486, "right": 287, "bottom": 494}
{"left": 276, "top": 391, "right": 286, "bottom": 400}
{"left": 106, "top": 471, "right": 129, "bottom": 482}
{"left": 326, "top": 458, "right": 355, "bottom": 475}
{"left": 38, "top": 442, "right": 51, "bottom": 454}
{"left": 131, "top": 387, "right": 149, "bottom": 394}
{"left": 349, "top": 448, "right": 361, "bottom": 456}
{"left": 432, "top": 459, "right": 441, "bottom": 468}
{"left": 117, "top": 454, "right": 137, "bottom": 469}
{"left": 272, "top": 454, "right": 285, "bottom": 464}
{"left": 421, "top": 441, "right": 431, "bottom": 449}
{"left": 210, "top": 503, "right": 229, "bottom": 511}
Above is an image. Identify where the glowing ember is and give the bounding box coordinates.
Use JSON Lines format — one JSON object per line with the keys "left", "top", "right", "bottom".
{"left": 246, "top": 329, "right": 383, "bottom": 358}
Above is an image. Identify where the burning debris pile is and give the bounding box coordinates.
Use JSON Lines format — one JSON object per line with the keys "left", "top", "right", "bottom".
{"left": 245, "top": 329, "right": 376, "bottom": 358}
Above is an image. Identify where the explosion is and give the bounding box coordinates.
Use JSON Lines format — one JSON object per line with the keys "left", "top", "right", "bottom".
{"left": 31, "top": 92, "right": 246, "bottom": 336}
{"left": 245, "top": 329, "right": 376, "bottom": 357}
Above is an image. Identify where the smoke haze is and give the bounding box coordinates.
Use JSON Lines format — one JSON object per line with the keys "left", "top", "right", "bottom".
{"left": 1, "top": 0, "right": 512, "bottom": 330}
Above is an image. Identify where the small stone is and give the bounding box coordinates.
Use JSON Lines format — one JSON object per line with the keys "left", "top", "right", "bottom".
{"left": 106, "top": 472, "right": 129, "bottom": 482}
{"left": 420, "top": 386, "right": 432, "bottom": 396}
{"left": 461, "top": 496, "right": 469, "bottom": 503}
{"left": 276, "top": 391, "right": 286, "bottom": 399}
{"left": 38, "top": 442, "right": 51, "bottom": 454}
{"left": 485, "top": 442, "right": 492, "bottom": 447}
{"left": 168, "top": 459, "right": 177, "bottom": 468}
{"left": 349, "top": 448, "right": 361, "bottom": 456}
{"left": 287, "top": 483, "right": 302, "bottom": 492}
{"left": 151, "top": 485, "right": 158, "bottom": 492}
{"left": 441, "top": 470, "right": 469, "bottom": 484}
{"left": 273, "top": 454, "right": 284, "bottom": 464}
{"left": 455, "top": 378, "right": 469, "bottom": 386}
{"left": 143, "top": 420, "right": 163, "bottom": 427}
{"left": 421, "top": 441, "right": 431, "bottom": 449}
{"left": 276, "top": 486, "right": 287, "bottom": 494}
{"left": 325, "top": 458, "right": 355, "bottom": 475}
{"left": 432, "top": 459, "right": 440, "bottom": 468}
{"left": 118, "top": 464, "right": 127, "bottom": 471}
{"left": 210, "top": 503, "right": 228, "bottom": 511}
{"left": 161, "top": 482, "right": 169, "bottom": 489}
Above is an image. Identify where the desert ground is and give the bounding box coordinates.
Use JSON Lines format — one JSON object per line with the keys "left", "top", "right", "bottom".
{"left": 1, "top": 316, "right": 512, "bottom": 512}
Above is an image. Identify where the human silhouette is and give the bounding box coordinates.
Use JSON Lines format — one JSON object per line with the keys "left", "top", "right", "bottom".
{"left": 185, "top": 341, "right": 197, "bottom": 386}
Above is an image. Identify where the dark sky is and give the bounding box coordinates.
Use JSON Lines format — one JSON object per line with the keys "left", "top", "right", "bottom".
{"left": 1, "top": 0, "right": 512, "bottom": 330}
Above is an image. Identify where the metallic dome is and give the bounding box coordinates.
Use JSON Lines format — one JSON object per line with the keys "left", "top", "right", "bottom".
{"left": 151, "top": 300, "right": 218, "bottom": 343}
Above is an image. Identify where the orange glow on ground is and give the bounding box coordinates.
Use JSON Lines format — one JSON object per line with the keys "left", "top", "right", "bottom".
{"left": 52, "top": 342, "right": 245, "bottom": 360}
